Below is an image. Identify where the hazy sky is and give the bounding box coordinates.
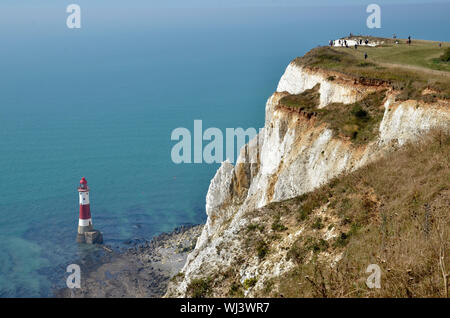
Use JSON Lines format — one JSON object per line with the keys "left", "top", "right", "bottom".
{"left": 1, "top": 0, "right": 450, "bottom": 8}
{"left": 1, "top": 0, "right": 448, "bottom": 37}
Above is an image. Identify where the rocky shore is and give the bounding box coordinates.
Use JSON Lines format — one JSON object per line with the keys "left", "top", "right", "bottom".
{"left": 55, "top": 224, "right": 203, "bottom": 298}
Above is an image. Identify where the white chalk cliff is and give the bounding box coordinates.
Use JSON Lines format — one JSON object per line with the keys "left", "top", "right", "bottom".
{"left": 165, "top": 60, "right": 450, "bottom": 297}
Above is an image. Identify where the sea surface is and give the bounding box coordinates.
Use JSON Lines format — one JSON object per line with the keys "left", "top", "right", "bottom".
{"left": 0, "top": 2, "right": 449, "bottom": 297}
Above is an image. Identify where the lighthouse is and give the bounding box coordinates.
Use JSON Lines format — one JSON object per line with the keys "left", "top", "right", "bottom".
{"left": 76, "top": 177, "right": 103, "bottom": 244}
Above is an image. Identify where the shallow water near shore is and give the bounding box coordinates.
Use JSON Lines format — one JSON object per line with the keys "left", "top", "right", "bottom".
{"left": 0, "top": 2, "right": 449, "bottom": 297}
{"left": 55, "top": 224, "right": 203, "bottom": 297}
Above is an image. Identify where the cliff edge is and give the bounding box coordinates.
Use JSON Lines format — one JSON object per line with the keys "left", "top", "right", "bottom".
{"left": 166, "top": 38, "right": 450, "bottom": 298}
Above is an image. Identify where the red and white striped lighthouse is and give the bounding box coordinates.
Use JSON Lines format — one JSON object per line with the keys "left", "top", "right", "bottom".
{"left": 78, "top": 177, "right": 93, "bottom": 233}
{"left": 76, "top": 177, "right": 103, "bottom": 244}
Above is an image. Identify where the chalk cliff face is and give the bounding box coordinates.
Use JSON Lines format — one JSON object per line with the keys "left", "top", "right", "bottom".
{"left": 165, "top": 61, "right": 450, "bottom": 297}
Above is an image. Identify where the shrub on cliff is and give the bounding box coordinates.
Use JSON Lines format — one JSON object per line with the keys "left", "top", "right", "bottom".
{"left": 243, "top": 278, "right": 258, "bottom": 290}
{"left": 439, "top": 47, "right": 450, "bottom": 62}
{"left": 256, "top": 241, "right": 269, "bottom": 260}
{"left": 186, "top": 277, "right": 212, "bottom": 298}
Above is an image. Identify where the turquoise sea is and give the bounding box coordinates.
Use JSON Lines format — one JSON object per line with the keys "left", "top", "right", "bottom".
{"left": 0, "top": 1, "right": 449, "bottom": 297}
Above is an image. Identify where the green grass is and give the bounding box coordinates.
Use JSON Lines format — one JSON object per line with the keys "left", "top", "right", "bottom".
{"left": 278, "top": 84, "right": 320, "bottom": 111}
{"left": 439, "top": 47, "right": 450, "bottom": 62}
{"left": 228, "top": 281, "right": 244, "bottom": 297}
{"left": 243, "top": 278, "right": 258, "bottom": 290}
{"left": 186, "top": 277, "right": 213, "bottom": 298}
{"left": 256, "top": 241, "right": 269, "bottom": 260}
{"left": 344, "top": 39, "right": 450, "bottom": 72}
{"left": 272, "top": 214, "right": 288, "bottom": 232}
{"left": 326, "top": 37, "right": 450, "bottom": 71}
{"left": 311, "top": 217, "right": 324, "bottom": 230}
{"left": 317, "top": 90, "right": 387, "bottom": 144}
{"left": 294, "top": 38, "right": 450, "bottom": 100}
{"left": 170, "top": 272, "right": 185, "bottom": 282}
{"left": 247, "top": 223, "right": 264, "bottom": 233}
{"left": 279, "top": 88, "right": 387, "bottom": 145}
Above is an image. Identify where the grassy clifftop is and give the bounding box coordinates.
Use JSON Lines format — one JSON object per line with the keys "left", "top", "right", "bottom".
{"left": 276, "top": 37, "right": 449, "bottom": 146}
{"left": 294, "top": 37, "right": 450, "bottom": 101}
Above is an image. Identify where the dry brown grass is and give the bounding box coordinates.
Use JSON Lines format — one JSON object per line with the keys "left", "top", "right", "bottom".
{"left": 273, "top": 130, "right": 450, "bottom": 298}
{"left": 185, "top": 131, "right": 449, "bottom": 298}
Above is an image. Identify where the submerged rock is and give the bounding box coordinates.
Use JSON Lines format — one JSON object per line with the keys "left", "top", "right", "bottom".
{"left": 56, "top": 224, "right": 203, "bottom": 298}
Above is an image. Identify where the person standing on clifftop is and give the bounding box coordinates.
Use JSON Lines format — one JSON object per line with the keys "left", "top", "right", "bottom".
{"left": 364, "top": 52, "right": 368, "bottom": 60}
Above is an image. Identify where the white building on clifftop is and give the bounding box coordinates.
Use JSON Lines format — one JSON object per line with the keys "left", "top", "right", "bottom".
{"left": 331, "top": 37, "right": 382, "bottom": 47}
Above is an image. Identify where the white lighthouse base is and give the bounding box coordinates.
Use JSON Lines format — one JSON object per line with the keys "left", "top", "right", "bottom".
{"left": 76, "top": 229, "right": 103, "bottom": 244}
